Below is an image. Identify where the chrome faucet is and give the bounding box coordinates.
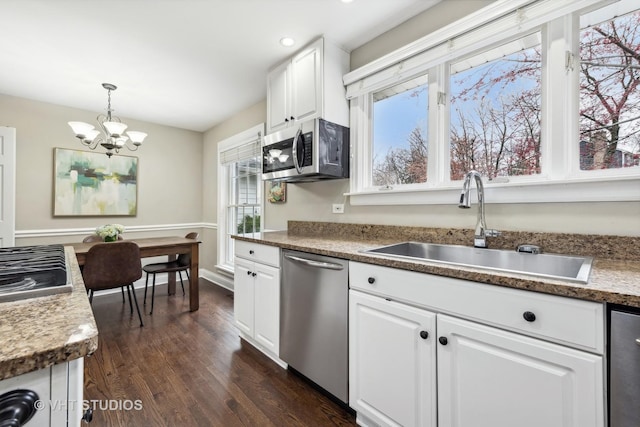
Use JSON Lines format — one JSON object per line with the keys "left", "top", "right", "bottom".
{"left": 459, "top": 170, "right": 500, "bottom": 248}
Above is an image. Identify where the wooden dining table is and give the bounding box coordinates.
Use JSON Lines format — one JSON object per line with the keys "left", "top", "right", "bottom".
{"left": 70, "top": 236, "right": 201, "bottom": 311}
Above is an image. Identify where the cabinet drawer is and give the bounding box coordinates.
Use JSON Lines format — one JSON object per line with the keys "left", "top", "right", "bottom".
{"left": 350, "top": 262, "right": 604, "bottom": 354}
{"left": 235, "top": 240, "right": 280, "bottom": 267}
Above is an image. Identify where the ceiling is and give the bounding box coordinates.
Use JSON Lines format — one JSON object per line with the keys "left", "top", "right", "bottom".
{"left": 1, "top": 0, "right": 440, "bottom": 132}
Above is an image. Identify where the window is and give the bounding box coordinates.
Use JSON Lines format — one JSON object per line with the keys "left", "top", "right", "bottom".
{"left": 373, "top": 75, "right": 428, "bottom": 186}
{"left": 217, "top": 124, "right": 263, "bottom": 271}
{"left": 579, "top": 7, "right": 640, "bottom": 170}
{"left": 450, "top": 34, "right": 542, "bottom": 180}
{"left": 345, "top": 0, "right": 640, "bottom": 205}
{"left": 227, "top": 158, "right": 261, "bottom": 237}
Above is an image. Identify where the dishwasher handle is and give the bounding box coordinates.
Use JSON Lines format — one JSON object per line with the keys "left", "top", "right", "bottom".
{"left": 284, "top": 254, "right": 344, "bottom": 271}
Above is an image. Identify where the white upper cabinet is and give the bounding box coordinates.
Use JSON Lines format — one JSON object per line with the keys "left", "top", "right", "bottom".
{"left": 266, "top": 60, "right": 291, "bottom": 132}
{"left": 267, "top": 37, "right": 349, "bottom": 134}
{"left": 291, "top": 42, "right": 322, "bottom": 123}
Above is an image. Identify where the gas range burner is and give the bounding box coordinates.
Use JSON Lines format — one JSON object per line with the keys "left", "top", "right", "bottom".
{"left": 0, "top": 245, "right": 72, "bottom": 303}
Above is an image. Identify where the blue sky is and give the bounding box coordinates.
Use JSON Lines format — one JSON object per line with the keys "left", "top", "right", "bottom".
{"left": 373, "top": 85, "right": 428, "bottom": 162}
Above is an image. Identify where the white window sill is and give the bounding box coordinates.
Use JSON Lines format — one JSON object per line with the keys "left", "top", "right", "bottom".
{"left": 346, "top": 175, "right": 640, "bottom": 206}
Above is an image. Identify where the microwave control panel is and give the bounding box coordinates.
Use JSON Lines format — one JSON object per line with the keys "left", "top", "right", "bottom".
{"left": 300, "top": 132, "right": 313, "bottom": 166}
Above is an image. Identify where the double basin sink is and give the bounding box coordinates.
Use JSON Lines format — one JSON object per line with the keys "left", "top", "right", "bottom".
{"left": 362, "top": 242, "right": 593, "bottom": 283}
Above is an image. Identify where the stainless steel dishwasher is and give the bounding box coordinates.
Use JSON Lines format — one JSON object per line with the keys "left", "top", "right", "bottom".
{"left": 609, "top": 305, "right": 640, "bottom": 426}
{"left": 280, "top": 249, "right": 349, "bottom": 404}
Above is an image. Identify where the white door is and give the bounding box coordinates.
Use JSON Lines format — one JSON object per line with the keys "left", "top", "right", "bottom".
{"left": 0, "top": 127, "right": 16, "bottom": 247}
{"left": 291, "top": 39, "right": 322, "bottom": 123}
{"left": 267, "top": 60, "right": 291, "bottom": 133}
{"left": 253, "top": 263, "right": 280, "bottom": 355}
{"left": 349, "top": 290, "right": 437, "bottom": 427}
{"left": 437, "top": 314, "right": 604, "bottom": 427}
{"left": 233, "top": 257, "right": 255, "bottom": 336}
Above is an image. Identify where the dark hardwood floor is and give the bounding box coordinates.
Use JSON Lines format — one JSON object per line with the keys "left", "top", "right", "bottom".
{"left": 84, "top": 278, "right": 356, "bottom": 426}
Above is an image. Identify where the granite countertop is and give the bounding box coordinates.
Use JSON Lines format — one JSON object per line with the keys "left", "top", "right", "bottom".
{"left": 0, "top": 247, "right": 99, "bottom": 381}
{"left": 234, "top": 222, "right": 640, "bottom": 309}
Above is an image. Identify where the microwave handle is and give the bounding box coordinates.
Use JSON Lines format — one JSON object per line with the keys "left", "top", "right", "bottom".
{"left": 291, "top": 128, "right": 303, "bottom": 174}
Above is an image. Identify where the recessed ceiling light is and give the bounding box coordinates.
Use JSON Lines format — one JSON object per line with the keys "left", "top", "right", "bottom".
{"left": 280, "top": 37, "right": 295, "bottom": 47}
{"left": 340, "top": 0, "right": 354, "bottom": 3}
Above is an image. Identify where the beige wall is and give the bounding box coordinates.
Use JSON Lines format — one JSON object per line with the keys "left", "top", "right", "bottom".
{"left": 350, "top": 0, "right": 496, "bottom": 69}
{"left": 0, "top": 93, "right": 208, "bottom": 261}
{"left": 264, "top": 179, "right": 640, "bottom": 236}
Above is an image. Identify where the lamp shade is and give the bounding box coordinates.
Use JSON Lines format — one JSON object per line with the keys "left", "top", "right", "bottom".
{"left": 103, "top": 121, "right": 128, "bottom": 137}
{"left": 68, "top": 122, "right": 95, "bottom": 138}
{"left": 126, "top": 131, "right": 148, "bottom": 145}
{"left": 115, "top": 137, "right": 128, "bottom": 148}
{"left": 83, "top": 129, "right": 100, "bottom": 143}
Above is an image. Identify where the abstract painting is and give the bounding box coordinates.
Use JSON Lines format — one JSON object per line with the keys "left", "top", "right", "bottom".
{"left": 53, "top": 148, "right": 138, "bottom": 216}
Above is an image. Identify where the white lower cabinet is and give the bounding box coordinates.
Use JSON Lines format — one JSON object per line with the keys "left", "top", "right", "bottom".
{"left": 349, "top": 262, "right": 605, "bottom": 427}
{"left": 0, "top": 358, "right": 84, "bottom": 426}
{"left": 350, "top": 291, "right": 437, "bottom": 427}
{"left": 234, "top": 241, "right": 281, "bottom": 362}
{"left": 437, "top": 314, "right": 603, "bottom": 427}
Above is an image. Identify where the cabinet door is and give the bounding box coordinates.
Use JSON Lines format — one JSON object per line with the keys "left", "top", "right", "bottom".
{"left": 233, "top": 257, "right": 254, "bottom": 336}
{"left": 0, "top": 365, "right": 52, "bottom": 426}
{"left": 437, "top": 314, "right": 604, "bottom": 427}
{"left": 349, "top": 290, "right": 437, "bottom": 427}
{"left": 267, "top": 60, "right": 291, "bottom": 133}
{"left": 291, "top": 39, "right": 322, "bottom": 123}
{"left": 253, "top": 263, "right": 280, "bottom": 355}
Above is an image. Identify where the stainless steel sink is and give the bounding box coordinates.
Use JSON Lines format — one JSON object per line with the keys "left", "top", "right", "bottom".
{"left": 362, "top": 242, "right": 592, "bottom": 283}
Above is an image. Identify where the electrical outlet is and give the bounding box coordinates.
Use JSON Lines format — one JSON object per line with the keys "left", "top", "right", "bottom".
{"left": 332, "top": 204, "right": 345, "bottom": 214}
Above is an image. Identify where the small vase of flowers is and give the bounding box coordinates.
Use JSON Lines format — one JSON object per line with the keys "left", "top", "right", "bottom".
{"left": 96, "top": 224, "right": 124, "bottom": 242}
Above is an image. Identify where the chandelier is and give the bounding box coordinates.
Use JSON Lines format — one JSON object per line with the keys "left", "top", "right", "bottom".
{"left": 68, "top": 83, "right": 148, "bottom": 157}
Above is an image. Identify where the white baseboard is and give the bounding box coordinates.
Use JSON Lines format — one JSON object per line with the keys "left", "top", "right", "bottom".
{"left": 201, "top": 268, "right": 234, "bottom": 291}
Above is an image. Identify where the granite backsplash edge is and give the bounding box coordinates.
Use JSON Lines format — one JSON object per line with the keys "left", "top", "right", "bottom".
{"left": 286, "top": 221, "right": 640, "bottom": 261}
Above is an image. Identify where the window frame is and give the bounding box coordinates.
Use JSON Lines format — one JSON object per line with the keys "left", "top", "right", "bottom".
{"left": 216, "top": 123, "right": 264, "bottom": 273}
{"left": 345, "top": 0, "right": 640, "bottom": 206}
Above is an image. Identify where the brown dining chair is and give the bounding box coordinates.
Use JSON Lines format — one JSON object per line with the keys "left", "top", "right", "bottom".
{"left": 143, "top": 232, "right": 199, "bottom": 314}
{"left": 82, "top": 241, "right": 144, "bottom": 327}
{"left": 83, "top": 234, "right": 126, "bottom": 302}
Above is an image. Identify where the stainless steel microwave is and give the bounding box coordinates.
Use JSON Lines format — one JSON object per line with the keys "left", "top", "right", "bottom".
{"left": 262, "top": 119, "right": 349, "bottom": 183}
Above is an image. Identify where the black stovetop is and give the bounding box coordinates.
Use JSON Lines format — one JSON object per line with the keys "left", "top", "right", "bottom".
{"left": 0, "top": 245, "right": 71, "bottom": 301}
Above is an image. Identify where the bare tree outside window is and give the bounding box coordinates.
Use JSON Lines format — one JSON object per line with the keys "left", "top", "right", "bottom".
{"left": 449, "top": 35, "right": 542, "bottom": 180}
{"left": 579, "top": 9, "right": 640, "bottom": 170}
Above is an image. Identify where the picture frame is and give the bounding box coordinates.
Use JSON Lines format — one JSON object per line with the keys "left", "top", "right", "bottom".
{"left": 267, "top": 181, "right": 286, "bottom": 204}
{"left": 53, "top": 148, "right": 138, "bottom": 216}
